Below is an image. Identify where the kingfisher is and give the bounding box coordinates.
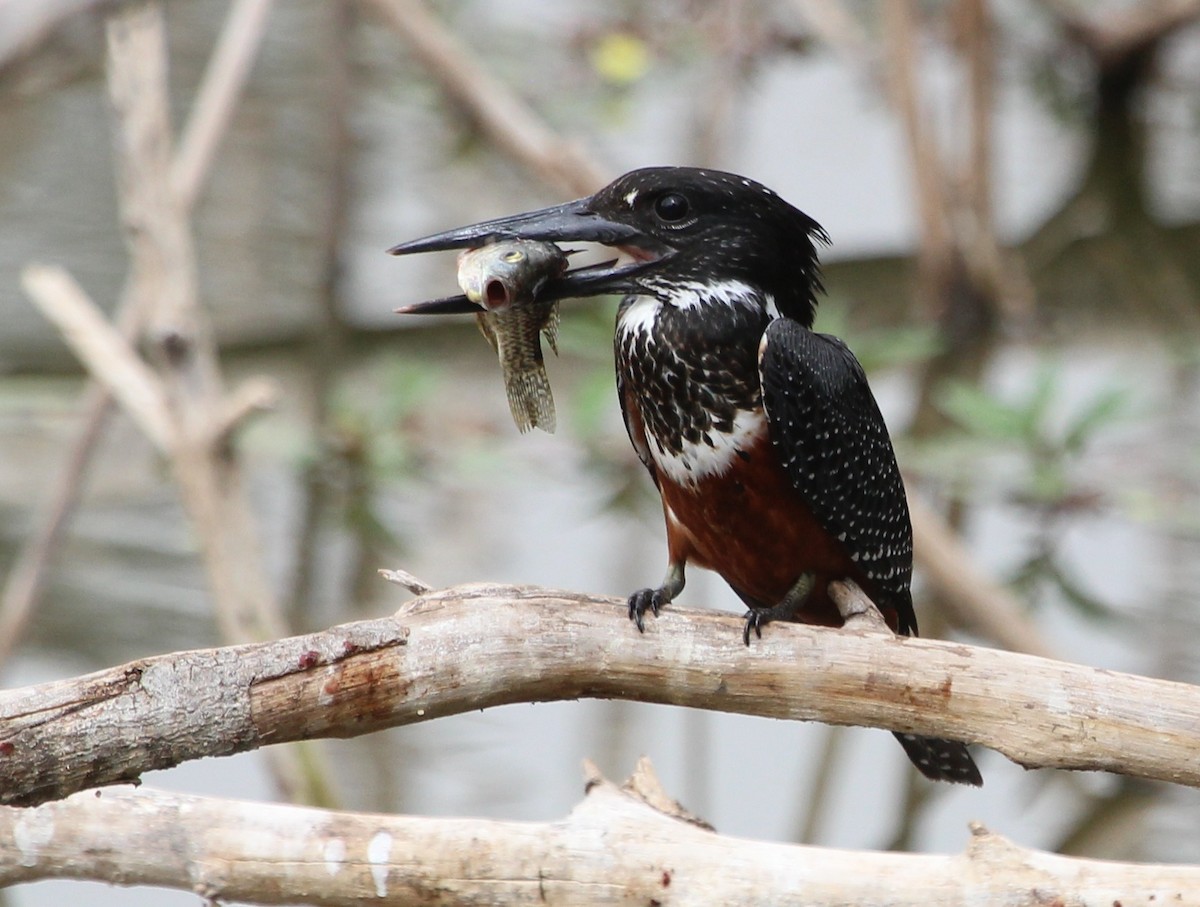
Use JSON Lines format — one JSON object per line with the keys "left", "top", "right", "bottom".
{"left": 391, "top": 167, "right": 982, "bottom": 786}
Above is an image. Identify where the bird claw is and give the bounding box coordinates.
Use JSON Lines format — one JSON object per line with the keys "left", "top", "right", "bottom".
{"left": 627, "top": 587, "right": 664, "bottom": 633}
{"left": 742, "top": 574, "right": 814, "bottom": 645}
{"left": 741, "top": 610, "right": 766, "bottom": 646}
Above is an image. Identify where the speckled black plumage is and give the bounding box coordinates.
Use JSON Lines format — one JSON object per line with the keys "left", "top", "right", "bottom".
{"left": 616, "top": 298, "right": 764, "bottom": 466}
{"left": 758, "top": 319, "right": 980, "bottom": 785}
{"left": 758, "top": 319, "right": 917, "bottom": 634}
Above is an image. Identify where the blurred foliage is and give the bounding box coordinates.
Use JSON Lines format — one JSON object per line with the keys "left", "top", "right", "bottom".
{"left": 558, "top": 301, "right": 661, "bottom": 517}
{"left": 936, "top": 366, "right": 1126, "bottom": 504}
{"left": 318, "top": 358, "right": 444, "bottom": 551}
{"left": 328, "top": 359, "right": 441, "bottom": 478}
{"left": 919, "top": 361, "right": 1130, "bottom": 617}
{"left": 813, "top": 301, "right": 942, "bottom": 374}
{"left": 589, "top": 31, "right": 652, "bottom": 87}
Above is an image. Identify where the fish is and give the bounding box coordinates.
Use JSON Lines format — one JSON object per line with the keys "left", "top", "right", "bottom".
{"left": 456, "top": 240, "right": 569, "bottom": 434}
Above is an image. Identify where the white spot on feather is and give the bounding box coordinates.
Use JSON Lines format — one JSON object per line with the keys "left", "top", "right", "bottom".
{"left": 368, "top": 831, "right": 392, "bottom": 897}
{"left": 652, "top": 409, "right": 767, "bottom": 485}
{"left": 624, "top": 188, "right": 639, "bottom": 206}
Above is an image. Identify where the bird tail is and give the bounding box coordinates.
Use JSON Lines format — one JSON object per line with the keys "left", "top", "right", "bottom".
{"left": 893, "top": 732, "right": 982, "bottom": 786}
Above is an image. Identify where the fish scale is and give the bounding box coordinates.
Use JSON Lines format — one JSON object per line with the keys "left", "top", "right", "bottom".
{"left": 456, "top": 241, "right": 567, "bottom": 434}
{"left": 475, "top": 304, "right": 558, "bottom": 433}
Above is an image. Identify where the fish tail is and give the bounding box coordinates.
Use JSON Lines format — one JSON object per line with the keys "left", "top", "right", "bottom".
{"left": 505, "top": 365, "right": 556, "bottom": 434}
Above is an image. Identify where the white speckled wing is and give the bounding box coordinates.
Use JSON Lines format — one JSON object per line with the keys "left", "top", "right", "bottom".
{"left": 757, "top": 318, "right": 916, "bottom": 634}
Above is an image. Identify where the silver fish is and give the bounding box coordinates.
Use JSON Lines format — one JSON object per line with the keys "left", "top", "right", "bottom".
{"left": 457, "top": 240, "right": 568, "bottom": 433}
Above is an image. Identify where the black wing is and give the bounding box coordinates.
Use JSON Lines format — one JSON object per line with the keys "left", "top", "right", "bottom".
{"left": 758, "top": 318, "right": 917, "bottom": 635}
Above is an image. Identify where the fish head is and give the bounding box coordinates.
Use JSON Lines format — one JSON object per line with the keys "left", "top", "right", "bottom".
{"left": 456, "top": 241, "right": 567, "bottom": 312}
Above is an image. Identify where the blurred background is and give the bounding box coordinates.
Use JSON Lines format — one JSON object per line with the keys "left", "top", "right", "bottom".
{"left": 1, "top": 0, "right": 1198, "bottom": 903}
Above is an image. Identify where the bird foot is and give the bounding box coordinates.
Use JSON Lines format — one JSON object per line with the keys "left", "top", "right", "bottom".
{"left": 741, "top": 572, "right": 815, "bottom": 646}
{"left": 627, "top": 563, "right": 685, "bottom": 633}
{"left": 628, "top": 587, "right": 667, "bottom": 633}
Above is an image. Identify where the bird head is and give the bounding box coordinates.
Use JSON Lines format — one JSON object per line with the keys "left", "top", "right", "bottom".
{"left": 391, "top": 166, "right": 828, "bottom": 326}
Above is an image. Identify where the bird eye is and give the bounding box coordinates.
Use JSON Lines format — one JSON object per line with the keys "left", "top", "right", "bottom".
{"left": 501, "top": 250, "right": 525, "bottom": 262}
{"left": 654, "top": 192, "right": 690, "bottom": 222}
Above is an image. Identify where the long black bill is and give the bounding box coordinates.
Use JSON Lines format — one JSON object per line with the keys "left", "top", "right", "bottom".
{"left": 390, "top": 196, "right": 660, "bottom": 314}
{"left": 388, "top": 197, "right": 641, "bottom": 255}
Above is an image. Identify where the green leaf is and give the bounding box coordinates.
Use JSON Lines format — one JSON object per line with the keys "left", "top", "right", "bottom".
{"left": 1019, "top": 363, "right": 1059, "bottom": 440}
{"left": 1063, "top": 387, "right": 1128, "bottom": 453}
{"left": 1026, "top": 460, "right": 1071, "bottom": 504}
{"left": 812, "top": 302, "right": 941, "bottom": 373}
{"left": 935, "top": 380, "right": 1030, "bottom": 442}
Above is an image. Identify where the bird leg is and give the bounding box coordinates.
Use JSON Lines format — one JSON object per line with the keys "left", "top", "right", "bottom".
{"left": 742, "top": 572, "right": 815, "bottom": 646}
{"left": 627, "top": 562, "right": 686, "bottom": 633}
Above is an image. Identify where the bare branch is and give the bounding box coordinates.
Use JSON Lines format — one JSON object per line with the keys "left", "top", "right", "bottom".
{"left": 4, "top": 582, "right": 1200, "bottom": 808}
{"left": 100, "top": 2, "right": 334, "bottom": 806}
{"left": 171, "top": 0, "right": 275, "bottom": 209}
{"left": 2, "top": 773, "right": 1197, "bottom": 904}
{"left": 0, "top": 0, "right": 275, "bottom": 666}
{"left": 0, "top": 0, "right": 114, "bottom": 71}
{"left": 828, "top": 578, "right": 893, "bottom": 635}
{"left": 1038, "top": 0, "right": 1200, "bottom": 65}
{"left": 106, "top": 0, "right": 285, "bottom": 645}
{"left": 365, "top": 0, "right": 609, "bottom": 197}
{"left": 378, "top": 567, "right": 435, "bottom": 596}
{"left": 211, "top": 375, "right": 280, "bottom": 449}
{"left": 20, "top": 265, "right": 173, "bottom": 451}
{"left": 790, "top": 0, "right": 874, "bottom": 65}
{"left": 881, "top": 0, "right": 950, "bottom": 297}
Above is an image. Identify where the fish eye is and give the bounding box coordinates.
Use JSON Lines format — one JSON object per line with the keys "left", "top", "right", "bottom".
{"left": 502, "top": 250, "right": 525, "bottom": 262}
{"left": 654, "top": 192, "right": 690, "bottom": 223}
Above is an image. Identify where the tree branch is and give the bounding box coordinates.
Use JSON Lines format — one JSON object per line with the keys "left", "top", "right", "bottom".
{"left": 3, "top": 582, "right": 1200, "bottom": 808}
{"left": 21, "top": 265, "right": 174, "bottom": 452}
{"left": 105, "top": 0, "right": 285, "bottom": 646}
{"left": 2, "top": 764, "right": 1196, "bottom": 905}
{"left": 171, "top": 0, "right": 275, "bottom": 210}
{"left": 365, "top": 0, "right": 608, "bottom": 197}
{"left": 0, "top": 0, "right": 275, "bottom": 668}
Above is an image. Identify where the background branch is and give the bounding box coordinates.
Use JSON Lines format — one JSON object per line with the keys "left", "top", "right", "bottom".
{"left": 366, "top": 0, "right": 608, "bottom": 197}
{"left": 3, "top": 581, "right": 1200, "bottom": 808}
{"left": 908, "top": 494, "right": 1055, "bottom": 658}
{"left": 171, "top": 0, "right": 274, "bottom": 209}
{"left": 21, "top": 265, "right": 173, "bottom": 452}
{"left": 0, "top": 0, "right": 274, "bottom": 666}
{"left": 104, "top": 0, "right": 285, "bottom": 645}
{"left": 2, "top": 766, "right": 1197, "bottom": 905}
